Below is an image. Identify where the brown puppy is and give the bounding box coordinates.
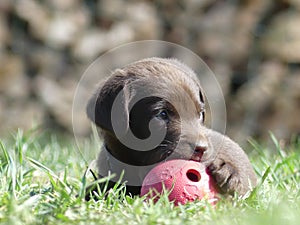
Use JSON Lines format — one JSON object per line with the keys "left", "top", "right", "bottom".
{"left": 86, "top": 57, "right": 256, "bottom": 198}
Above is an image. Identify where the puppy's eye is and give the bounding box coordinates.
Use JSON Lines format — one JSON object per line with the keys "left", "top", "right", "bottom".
{"left": 156, "top": 110, "right": 169, "bottom": 122}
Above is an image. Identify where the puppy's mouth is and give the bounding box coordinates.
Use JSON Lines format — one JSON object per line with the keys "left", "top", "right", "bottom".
{"left": 190, "top": 151, "right": 204, "bottom": 162}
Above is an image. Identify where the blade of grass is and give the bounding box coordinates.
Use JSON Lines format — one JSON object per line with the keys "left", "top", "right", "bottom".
{"left": 27, "top": 157, "right": 71, "bottom": 193}
{"left": 248, "top": 166, "right": 271, "bottom": 199}
{"left": 269, "top": 132, "right": 286, "bottom": 159}
{"left": 0, "top": 140, "right": 9, "bottom": 164}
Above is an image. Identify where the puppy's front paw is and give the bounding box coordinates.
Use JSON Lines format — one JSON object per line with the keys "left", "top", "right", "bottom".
{"left": 207, "top": 130, "right": 257, "bottom": 196}
{"left": 208, "top": 159, "right": 243, "bottom": 195}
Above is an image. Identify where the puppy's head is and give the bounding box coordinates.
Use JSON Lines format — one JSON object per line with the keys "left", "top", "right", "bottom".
{"left": 87, "top": 58, "right": 215, "bottom": 166}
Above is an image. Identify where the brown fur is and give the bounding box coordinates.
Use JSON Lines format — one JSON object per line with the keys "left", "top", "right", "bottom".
{"left": 86, "top": 57, "right": 257, "bottom": 198}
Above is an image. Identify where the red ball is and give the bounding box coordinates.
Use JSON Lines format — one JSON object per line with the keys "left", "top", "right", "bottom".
{"left": 140, "top": 159, "right": 219, "bottom": 206}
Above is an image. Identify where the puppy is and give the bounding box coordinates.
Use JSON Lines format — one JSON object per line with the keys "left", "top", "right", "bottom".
{"left": 86, "top": 57, "right": 257, "bottom": 198}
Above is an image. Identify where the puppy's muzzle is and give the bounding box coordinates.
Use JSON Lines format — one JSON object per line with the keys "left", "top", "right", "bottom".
{"left": 191, "top": 146, "right": 207, "bottom": 162}
{"left": 191, "top": 140, "right": 208, "bottom": 162}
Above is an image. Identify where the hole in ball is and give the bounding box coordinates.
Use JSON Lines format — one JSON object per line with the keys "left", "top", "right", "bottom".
{"left": 186, "top": 169, "right": 201, "bottom": 182}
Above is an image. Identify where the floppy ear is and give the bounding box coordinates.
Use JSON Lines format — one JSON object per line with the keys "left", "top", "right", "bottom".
{"left": 86, "top": 72, "right": 132, "bottom": 133}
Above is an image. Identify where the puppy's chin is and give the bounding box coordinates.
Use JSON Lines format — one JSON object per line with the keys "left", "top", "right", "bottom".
{"left": 103, "top": 136, "right": 211, "bottom": 166}
{"left": 102, "top": 131, "right": 180, "bottom": 166}
{"left": 103, "top": 127, "right": 216, "bottom": 167}
{"left": 169, "top": 143, "right": 215, "bottom": 164}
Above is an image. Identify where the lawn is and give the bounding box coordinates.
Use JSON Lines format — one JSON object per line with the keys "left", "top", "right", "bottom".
{"left": 0, "top": 129, "right": 299, "bottom": 225}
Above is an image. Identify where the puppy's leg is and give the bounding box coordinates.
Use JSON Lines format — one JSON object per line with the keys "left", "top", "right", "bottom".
{"left": 206, "top": 130, "right": 257, "bottom": 195}
{"left": 94, "top": 148, "right": 144, "bottom": 196}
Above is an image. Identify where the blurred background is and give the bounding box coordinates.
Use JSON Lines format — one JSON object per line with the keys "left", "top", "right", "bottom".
{"left": 0, "top": 0, "right": 299, "bottom": 146}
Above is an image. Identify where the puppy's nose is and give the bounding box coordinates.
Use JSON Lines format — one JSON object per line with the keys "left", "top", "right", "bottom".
{"left": 191, "top": 141, "right": 208, "bottom": 162}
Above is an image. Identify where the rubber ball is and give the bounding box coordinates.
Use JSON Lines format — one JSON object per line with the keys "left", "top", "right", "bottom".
{"left": 140, "top": 159, "right": 218, "bottom": 205}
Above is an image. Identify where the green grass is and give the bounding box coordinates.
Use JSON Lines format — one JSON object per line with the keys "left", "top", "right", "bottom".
{"left": 0, "top": 129, "right": 299, "bottom": 225}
